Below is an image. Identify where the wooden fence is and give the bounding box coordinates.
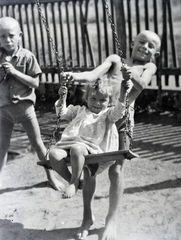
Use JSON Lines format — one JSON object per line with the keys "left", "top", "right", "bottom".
{"left": 0, "top": 0, "right": 181, "bottom": 91}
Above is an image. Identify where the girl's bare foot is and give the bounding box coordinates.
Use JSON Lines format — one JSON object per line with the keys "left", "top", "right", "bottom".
{"left": 46, "top": 169, "right": 65, "bottom": 191}
{"left": 62, "top": 182, "right": 79, "bottom": 198}
{"left": 76, "top": 216, "right": 95, "bottom": 239}
{"left": 49, "top": 178, "right": 65, "bottom": 191}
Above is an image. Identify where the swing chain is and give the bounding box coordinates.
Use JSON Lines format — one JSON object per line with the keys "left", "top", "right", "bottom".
{"left": 104, "top": 0, "right": 132, "bottom": 146}
{"left": 35, "top": 0, "right": 132, "bottom": 156}
{"left": 35, "top": 0, "right": 68, "bottom": 160}
{"left": 103, "top": 0, "right": 124, "bottom": 65}
{"left": 34, "top": 0, "right": 64, "bottom": 73}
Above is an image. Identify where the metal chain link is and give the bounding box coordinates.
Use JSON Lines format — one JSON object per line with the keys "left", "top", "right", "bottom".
{"left": 35, "top": 0, "right": 67, "bottom": 159}
{"left": 35, "top": 0, "right": 64, "bottom": 73}
{"left": 103, "top": 0, "right": 132, "bottom": 147}
{"left": 103, "top": 0, "right": 124, "bottom": 65}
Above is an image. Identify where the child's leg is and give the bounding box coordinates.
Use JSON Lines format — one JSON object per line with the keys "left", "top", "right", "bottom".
{"left": 101, "top": 157, "right": 125, "bottom": 240}
{"left": 22, "top": 117, "right": 46, "bottom": 160}
{"left": 76, "top": 167, "right": 96, "bottom": 239}
{"left": 63, "top": 144, "right": 88, "bottom": 198}
{"left": 49, "top": 147, "right": 71, "bottom": 186}
{"left": 0, "top": 113, "right": 14, "bottom": 184}
{"left": 22, "top": 117, "right": 63, "bottom": 190}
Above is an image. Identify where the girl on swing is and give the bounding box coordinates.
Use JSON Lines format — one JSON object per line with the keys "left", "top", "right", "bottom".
{"left": 49, "top": 76, "right": 129, "bottom": 198}
{"left": 50, "top": 30, "right": 161, "bottom": 240}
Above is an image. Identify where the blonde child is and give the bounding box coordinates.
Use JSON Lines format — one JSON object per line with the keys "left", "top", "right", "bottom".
{"left": 49, "top": 77, "right": 129, "bottom": 198}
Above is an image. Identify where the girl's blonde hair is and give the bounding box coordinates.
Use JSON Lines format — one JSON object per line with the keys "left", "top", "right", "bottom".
{"left": 82, "top": 78, "right": 113, "bottom": 106}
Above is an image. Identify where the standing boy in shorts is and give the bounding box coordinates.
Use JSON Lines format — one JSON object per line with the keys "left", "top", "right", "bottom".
{"left": 0, "top": 17, "right": 59, "bottom": 190}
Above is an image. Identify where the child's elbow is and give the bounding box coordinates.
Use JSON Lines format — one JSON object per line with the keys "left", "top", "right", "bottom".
{"left": 140, "top": 82, "right": 147, "bottom": 90}
{"left": 33, "top": 77, "right": 40, "bottom": 88}
{"left": 34, "top": 82, "right": 39, "bottom": 88}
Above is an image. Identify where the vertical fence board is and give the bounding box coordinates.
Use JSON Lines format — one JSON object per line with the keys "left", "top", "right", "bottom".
{"left": 73, "top": 1, "right": 80, "bottom": 66}
{"left": 135, "top": 0, "right": 140, "bottom": 34}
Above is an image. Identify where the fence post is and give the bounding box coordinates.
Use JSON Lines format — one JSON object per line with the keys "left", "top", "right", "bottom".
{"left": 114, "top": 0, "right": 126, "bottom": 58}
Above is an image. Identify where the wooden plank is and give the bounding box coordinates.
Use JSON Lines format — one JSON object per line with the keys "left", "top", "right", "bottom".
{"left": 58, "top": 2, "right": 66, "bottom": 61}
{"left": 102, "top": 0, "right": 109, "bottom": 56}
{"left": 84, "top": 1, "right": 96, "bottom": 67}
{"left": 25, "top": 5, "right": 32, "bottom": 51}
{"left": 95, "top": 0, "right": 102, "bottom": 64}
{"left": 31, "top": 4, "right": 39, "bottom": 61}
{"left": 73, "top": 1, "right": 80, "bottom": 66}
{"left": 135, "top": 0, "right": 140, "bottom": 34}
{"left": 153, "top": 0, "right": 158, "bottom": 34}
{"left": 144, "top": 0, "right": 149, "bottom": 29}
{"left": 37, "top": 149, "right": 139, "bottom": 170}
{"left": 79, "top": 0, "right": 87, "bottom": 67}
{"left": 167, "top": 0, "right": 178, "bottom": 68}
{"left": 114, "top": 0, "right": 126, "bottom": 58}
{"left": 45, "top": 3, "right": 53, "bottom": 66}
{"left": 126, "top": 0, "right": 132, "bottom": 56}
{"left": 65, "top": 1, "right": 73, "bottom": 67}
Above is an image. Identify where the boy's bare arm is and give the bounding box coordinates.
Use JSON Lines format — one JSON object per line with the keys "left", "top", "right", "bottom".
{"left": 127, "top": 87, "right": 142, "bottom": 105}
{"left": 66, "top": 54, "right": 119, "bottom": 82}
{"left": 131, "top": 63, "right": 157, "bottom": 90}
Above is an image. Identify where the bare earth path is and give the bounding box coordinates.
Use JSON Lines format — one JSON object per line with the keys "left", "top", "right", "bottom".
{"left": 0, "top": 110, "right": 181, "bottom": 240}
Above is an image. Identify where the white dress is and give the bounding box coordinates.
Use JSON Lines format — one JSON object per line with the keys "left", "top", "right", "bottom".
{"left": 55, "top": 100, "right": 125, "bottom": 155}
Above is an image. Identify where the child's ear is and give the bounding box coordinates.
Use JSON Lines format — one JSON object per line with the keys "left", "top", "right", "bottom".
{"left": 155, "top": 51, "right": 160, "bottom": 58}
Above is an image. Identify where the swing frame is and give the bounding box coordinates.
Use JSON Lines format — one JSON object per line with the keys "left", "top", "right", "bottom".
{"left": 35, "top": 0, "right": 139, "bottom": 168}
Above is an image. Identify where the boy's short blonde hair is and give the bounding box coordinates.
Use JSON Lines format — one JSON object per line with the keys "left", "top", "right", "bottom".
{"left": 83, "top": 78, "right": 113, "bottom": 106}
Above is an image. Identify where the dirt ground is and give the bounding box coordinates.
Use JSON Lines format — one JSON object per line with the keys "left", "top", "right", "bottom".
{"left": 0, "top": 110, "right": 181, "bottom": 240}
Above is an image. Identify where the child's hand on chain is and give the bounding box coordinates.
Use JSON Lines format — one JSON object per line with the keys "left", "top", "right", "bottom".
{"left": 58, "top": 84, "right": 68, "bottom": 106}
{"left": 57, "top": 73, "right": 74, "bottom": 106}
{"left": 60, "top": 73, "right": 74, "bottom": 86}
{"left": 58, "top": 85, "right": 67, "bottom": 98}
{"left": 121, "top": 66, "right": 132, "bottom": 90}
{"left": 121, "top": 66, "right": 132, "bottom": 81}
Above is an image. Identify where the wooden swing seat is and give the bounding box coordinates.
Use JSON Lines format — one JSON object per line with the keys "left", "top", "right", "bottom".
{"left": 37, "top": 149, "right": 139, "bottom": 170}
{"left": 37, "top": 119, "right": 139, "bottom": 170}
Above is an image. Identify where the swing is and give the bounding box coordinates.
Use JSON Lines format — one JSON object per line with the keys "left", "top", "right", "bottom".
{"left": 35, "top": 0, "right": 139, "bottom": 170}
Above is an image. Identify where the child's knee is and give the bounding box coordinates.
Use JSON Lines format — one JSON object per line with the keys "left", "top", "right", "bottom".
{"left": 70, "top": 144, "right": 87, "bottom": 157}
{"left": 49, "top": 148, "right": 67, "bottom": 162}
{"left": 49, "top": 148, "right": 59, "bottom": 161}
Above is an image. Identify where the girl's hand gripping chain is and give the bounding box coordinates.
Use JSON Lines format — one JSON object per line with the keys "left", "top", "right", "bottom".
{"left": 58, "top": 73, "right": 74, "bottom": 105}
{"left": 58, "top": 85, "right": 68, "bottom": 103}
{"left": 60, "top": 73, "right": 74, "bottom": 86}
{"left": 121, "top": 66, "right": 132, "bottom": 89}
{"left": 121, "top": 66, "right": 132, "bottom": 81}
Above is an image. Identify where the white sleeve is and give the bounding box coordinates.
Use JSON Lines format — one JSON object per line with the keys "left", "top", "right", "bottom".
{"left": 107, "top": 100, "right": 126, "bottom": 122}
{"left": 55, "top": 101, "right": 79, "bottom": 121}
